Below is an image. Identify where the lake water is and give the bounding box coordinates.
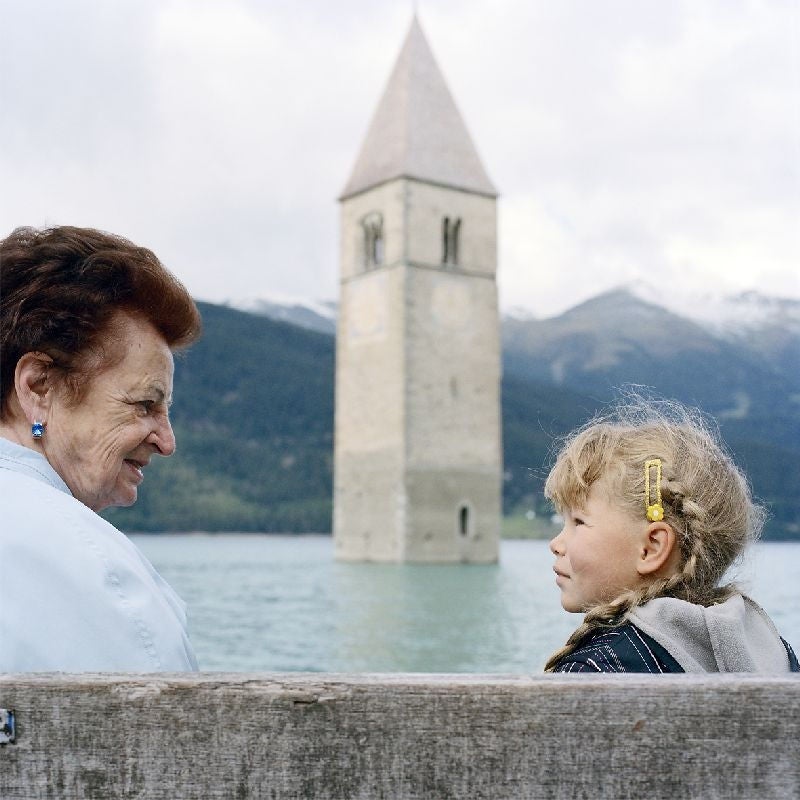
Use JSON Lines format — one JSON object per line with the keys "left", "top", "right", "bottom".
{"left": 132, "top": 535, "right": 800, "bottom": 673}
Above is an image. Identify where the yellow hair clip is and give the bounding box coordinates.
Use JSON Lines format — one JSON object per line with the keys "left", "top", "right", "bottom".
{"left": 644, "top": 459, "right": 664, "bottom": 521}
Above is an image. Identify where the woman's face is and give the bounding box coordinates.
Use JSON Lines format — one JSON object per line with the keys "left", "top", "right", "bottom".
{"left": 42, "top": 312, "right": 177, "bottom": 512}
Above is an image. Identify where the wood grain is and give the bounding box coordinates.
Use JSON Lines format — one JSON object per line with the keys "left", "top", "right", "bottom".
{"left": 0, "top": 673, "right": 797, "bottom": 799}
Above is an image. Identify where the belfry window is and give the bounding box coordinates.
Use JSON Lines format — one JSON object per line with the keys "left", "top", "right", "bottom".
{"left": 442, "top": 216, "right": 461, "bottom": 266}
{"left": 361, "top": 212, "right": 384, "bottom": 269}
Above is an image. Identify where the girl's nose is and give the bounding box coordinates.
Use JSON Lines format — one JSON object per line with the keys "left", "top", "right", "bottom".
{"left": 549, "top": 528, "right": 565, "bottom": 556}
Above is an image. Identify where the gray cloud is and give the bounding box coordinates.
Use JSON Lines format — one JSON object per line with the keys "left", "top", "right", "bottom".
{"left": 1, "top": 0, "right": 797, "bottom": 317}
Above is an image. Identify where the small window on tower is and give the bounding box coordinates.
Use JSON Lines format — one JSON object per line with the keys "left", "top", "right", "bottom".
{"left": 361, "top": 212, "right": 384, "bottom": 270}
{"left": 459, "top": 505, "right": 470, "bottom": 536}
{"left": 442, "top": 216, "right": 461, "bottom": 266}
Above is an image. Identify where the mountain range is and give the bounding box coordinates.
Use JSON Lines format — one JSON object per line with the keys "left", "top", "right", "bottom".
{"left": 103, "top": 289, "right": 800, "bottom": 539}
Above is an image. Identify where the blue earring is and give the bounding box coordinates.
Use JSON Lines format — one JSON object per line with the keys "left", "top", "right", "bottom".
{"left": 31, "top": 421, "right": 45, "bottom": 439}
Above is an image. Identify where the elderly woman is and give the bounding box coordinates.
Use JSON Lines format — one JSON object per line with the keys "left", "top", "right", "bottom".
{"left": 0, "top": 226, "right": 201, "bottom": 671}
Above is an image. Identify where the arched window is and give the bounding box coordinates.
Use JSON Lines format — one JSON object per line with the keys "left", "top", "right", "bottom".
{"left": 361, "top": 212, "right": 384, "bottom": 270}
{"left": 459, "top": 505, "right": 470, "bottom": 537}
{"left": 442, "top": 216, "right": 461, "bottom": 266}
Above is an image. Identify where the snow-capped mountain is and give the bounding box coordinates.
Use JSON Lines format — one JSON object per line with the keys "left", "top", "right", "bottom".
{"left": 234, "top": 285, "right": 800, "bottom": 343}
{"left": 231, "top": 295, "right": 338, "bottom": 336}
{"left": 625, "top": 283, "right": 800, "bottom": 339}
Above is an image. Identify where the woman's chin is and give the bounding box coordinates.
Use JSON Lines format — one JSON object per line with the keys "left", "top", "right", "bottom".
{"left": 90, "top": 489, "right": 138, "bottom": 512}
{"left": 115, "top": 489, "right": 139, "bottom": 509}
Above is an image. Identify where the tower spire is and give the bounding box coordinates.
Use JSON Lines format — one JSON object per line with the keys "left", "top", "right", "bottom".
{"left": 341, "top": 17, "right": 496, "bottom": 199}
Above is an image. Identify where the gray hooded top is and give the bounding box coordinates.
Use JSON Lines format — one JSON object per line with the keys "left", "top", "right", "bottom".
{"left": 628, "top": 593, "right": 793, "bottom": 673}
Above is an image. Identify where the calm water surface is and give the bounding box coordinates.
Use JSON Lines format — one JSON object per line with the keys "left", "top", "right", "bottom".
{"left": 132, "top": 536, "right": 800, "bottom": 672}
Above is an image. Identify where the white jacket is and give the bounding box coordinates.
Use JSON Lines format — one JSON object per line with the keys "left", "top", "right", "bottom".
{"left": 0, "top": 437, "right": 197, "bottom": 671}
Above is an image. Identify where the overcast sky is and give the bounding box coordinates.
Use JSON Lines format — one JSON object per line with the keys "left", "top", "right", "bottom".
{"left": 1, "top": 0, "right": 798, "bottom": 317}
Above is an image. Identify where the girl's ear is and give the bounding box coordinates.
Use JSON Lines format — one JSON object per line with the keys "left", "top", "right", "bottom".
{"left": 637, "top": 521, "right": 680, "bottom": 578}
{"left": 14, "top": 352, "right": 55, "bottom": 423}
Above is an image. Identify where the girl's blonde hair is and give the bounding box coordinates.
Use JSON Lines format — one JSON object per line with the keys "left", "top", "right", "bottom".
{"left": 543, "top": 397, "right": 766, "bottom": 672}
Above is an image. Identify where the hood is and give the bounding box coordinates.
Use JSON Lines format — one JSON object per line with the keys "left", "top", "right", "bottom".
{"left": 627, "top": 593, "right": 791, "bottom": 673}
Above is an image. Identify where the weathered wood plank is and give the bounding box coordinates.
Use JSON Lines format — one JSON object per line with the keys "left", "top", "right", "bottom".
{"left": 0, "top": 673, "right": 797, "bottom": 799}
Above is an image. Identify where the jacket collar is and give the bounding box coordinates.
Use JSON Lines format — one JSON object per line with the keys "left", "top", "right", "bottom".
{"left": 0, "top": 436, "right": 72, "bottom": 496}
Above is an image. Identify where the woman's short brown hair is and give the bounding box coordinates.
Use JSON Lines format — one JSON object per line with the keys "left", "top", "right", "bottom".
{"left": 0, "top": 225, "right": 202, "bottom": 416}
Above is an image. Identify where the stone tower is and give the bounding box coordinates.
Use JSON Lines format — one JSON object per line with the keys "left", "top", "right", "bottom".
{"left": 334, "top": 17, "right": 501, "bottom": 563}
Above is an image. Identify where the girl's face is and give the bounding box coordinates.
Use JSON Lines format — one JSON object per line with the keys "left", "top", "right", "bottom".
{"left": 549, "top": 479, "right": 648, "bottom": 613}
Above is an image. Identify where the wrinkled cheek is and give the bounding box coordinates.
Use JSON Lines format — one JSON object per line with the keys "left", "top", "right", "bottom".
{"left": 89, "top": 461, "right": 120, "bottom": 502}
{"left": 59, "top": 456, "right": 97, "bottom": 505}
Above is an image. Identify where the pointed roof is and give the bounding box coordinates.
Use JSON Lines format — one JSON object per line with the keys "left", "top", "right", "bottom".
{"left": 340, "top": 17, "right": 497, "bottom": 200}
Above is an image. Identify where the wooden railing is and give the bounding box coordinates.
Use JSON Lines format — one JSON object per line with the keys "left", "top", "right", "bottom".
{"left": 1, "top": 673, "right": 798, "bottom": 799}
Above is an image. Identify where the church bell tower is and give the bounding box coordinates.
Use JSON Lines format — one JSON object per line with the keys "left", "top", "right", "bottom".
{"left": 334, "top": 17, "right": 501, "bottom": 563}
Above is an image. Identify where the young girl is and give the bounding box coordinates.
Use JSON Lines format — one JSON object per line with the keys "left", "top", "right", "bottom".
{"left": 544, "top": 399, "right": 799, "bottom": 673}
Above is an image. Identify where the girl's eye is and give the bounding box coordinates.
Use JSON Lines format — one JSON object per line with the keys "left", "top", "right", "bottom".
{"left": 573, "top": 517, "right": 585, "bottom": 527}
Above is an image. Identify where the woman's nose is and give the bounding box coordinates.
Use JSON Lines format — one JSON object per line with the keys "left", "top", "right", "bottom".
{"left": 149, "top": 415, "right": 176, "bottom": 456}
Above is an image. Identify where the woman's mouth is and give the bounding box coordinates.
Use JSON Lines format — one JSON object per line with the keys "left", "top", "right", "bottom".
{"left": 124, "top": 459, "right": 145, "bottom": 481}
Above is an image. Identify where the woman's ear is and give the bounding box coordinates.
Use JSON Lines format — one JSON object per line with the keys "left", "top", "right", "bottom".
{"left": 14, "top": 352, "right": 55, "bottom": 422}
{"left": 637, "top": 521, "right": 680, "bottom": 577}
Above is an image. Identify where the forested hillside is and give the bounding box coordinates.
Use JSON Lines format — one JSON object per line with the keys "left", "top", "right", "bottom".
{"left": 104, "top": 299, "right": 800, "bottom": 539}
